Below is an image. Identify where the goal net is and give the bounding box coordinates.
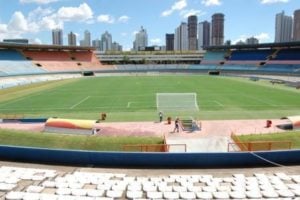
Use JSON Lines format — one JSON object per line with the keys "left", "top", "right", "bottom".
{"left": 156, "top": 93, "right": 199, "bottom": 111}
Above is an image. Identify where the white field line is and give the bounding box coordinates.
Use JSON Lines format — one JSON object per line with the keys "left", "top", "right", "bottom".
{"left": 214, "top": 100, "right": 224, "bottom": 107}
{"left": 127, "top": 102, "right": 134, "bottom": 108}
{"left": 70, "top": 96, "right": 91, "bottom": 109}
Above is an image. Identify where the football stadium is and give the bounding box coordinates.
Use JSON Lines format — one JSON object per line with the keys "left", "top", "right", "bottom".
{"left": 0, "top": 41, "right": 299, "bottom": 199}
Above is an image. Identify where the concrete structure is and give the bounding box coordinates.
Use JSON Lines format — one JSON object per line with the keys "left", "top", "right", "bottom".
{"left": 165, "top": 34, "right": 174, "bottom": 51}
{"left": 101, "top": 31, "right": 112, "bottom": 52}
{"left": 198, "top": 21, "right": 210, "bottom": 50}
{"left": 188, "top": 15, "right": 198, "bottom": 51}
{"left": 175, "top": 22, "right": 188, "bottom": 51}
{"left": 3, "top": 39, "right": 29, "bottom": 44}
{"left": 275, "top": 11, "right": 293, "bottom": 43}
{"left": 211, "top": 13, "right": 224, "bottom": 46}
{"left": 133, "top": 26, "right": 148, "bottom": 51}
{"left": 68, "top": 32, "right": 77, "bottom": 46}
{"left": 246, "top": 37, "right": 259, "bottom": 45}
{"left": 80, "top": 30, "right": 91, "bottom": 47}
{"left": 52, "top": 28, "right": 63, "bottom": 45}
{"left": 293, "top": 9, "right": 300, "bottom": 41}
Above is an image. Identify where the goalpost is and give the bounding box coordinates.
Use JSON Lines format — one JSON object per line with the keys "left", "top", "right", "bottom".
{"left": 156, "top": 93, "right": 199, "bottom": 111}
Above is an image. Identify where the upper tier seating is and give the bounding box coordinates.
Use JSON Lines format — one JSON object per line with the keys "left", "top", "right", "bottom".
{"left": 229, "top": 50, "right": 273, "bottom": 61}
{"left": 274, "top": 49, "right": 300, "bottom": 60}
{"left": 22, "top": 50, "right": 107, "bottom": 72}
{"left": 0, "top": 49, "right": 26, "bottom": 61}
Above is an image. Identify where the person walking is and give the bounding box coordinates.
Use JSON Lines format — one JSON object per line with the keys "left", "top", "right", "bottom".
{"left": 173, "top": 117, "right": 180, "bottom": 133}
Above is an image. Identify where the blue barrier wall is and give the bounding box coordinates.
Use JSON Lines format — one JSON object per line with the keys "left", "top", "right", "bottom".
{"left": 0, "top": 145, "right": 299, "bottom": 168}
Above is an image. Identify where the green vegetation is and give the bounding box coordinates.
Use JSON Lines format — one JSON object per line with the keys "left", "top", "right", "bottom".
{"left": 0, "top": 129, "right": 163, "bottom": 151}
{"left": 0, "top": 75, "right": 299, "bottom": 121}
{"left": 237, "top": 131, "right": 300, "bottom": 149}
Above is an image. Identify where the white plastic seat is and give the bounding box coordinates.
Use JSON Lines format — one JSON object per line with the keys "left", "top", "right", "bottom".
{"left": 146, "top": 191, "right": 163, "bottom": 199}
{"left": 22, "top": 192, "right": 40, "bottom": 200}
{"left": 287, "top": 183, "right": 300, "bottom": 190}
{"left": 173, "top": 185, "right": 187, "bottom": 192}
{"left": 275, "top": 172, "right": 292, "bottom": 181}
{"left": 126, "top": 191, "right": 143, "bottom": 199}
{"left": 202, "top": 186, "right": 216, "bottom": 192}
{"left": 42, "top": 181, "right": 56, "bottom": 188}
{"left": 39, "top": 194, "right": 58, "bottom": 200}
{"left": 246, "top": 190, "right": 262, "bottom": 199}
{"left": 26, "top": 185, "right": 44, "bottom": 193}
{"left": 96, "top": 184, "right": 111, "bottom": 190}
{"left": 68, "top": 182, "right": 84, "bottom": 189}
{"left": 106, "top": 190, "right": 123, "bottom": 198}
{"left": 56, "top": 188, "right": 71, "bottom": 195}
{"left": 86, "top": 189, "right": 104, "bottom": 197}
{"left": 229, "top": 191, "right": 246, "bottom": 199}
{"left": 213, "top": 191, "right": 230, "bottom": 199}
{"left": 196, "top": 191, "right": 213, "bottom": 199}
{"left": 261, "top": 190, "right": 279, "bottom": 198}
{"left": 180, "top": 191, "right": 196, "bottom": 199}
{"left": 277, "top": 189, "right": 295, "bottom": 198}
{"left": 292, "top": 189, "right": 300, "bottom": 196}
{"left": 0, "top": 183, "right": 15, "bottom": 191}
{"left": 158, "top": 185, "right": 172, "bottom": 192}
{"left": 187, "top": 185, "right": 202, "bottom": 192}
{"left": 163, "top": 191, "right": 179, "bottom": 199}
{"left": 143, "top": 184, "right": 157, "bottom": 192}
{"left": 127, "top": 183, "right": 142, "bottom": 191}
{"left": 5, "top": 191, "right": 24, "bottom": 200}
{"left": 71, "top": 189, "right": 87, "bottom": 196}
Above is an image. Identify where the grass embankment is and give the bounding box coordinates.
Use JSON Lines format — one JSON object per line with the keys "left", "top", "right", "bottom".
{"left": 237, "top": 131, "right": 300, "bottom": 149}
{"left": 0, "top": 129, "right": 163, "bottom": 151}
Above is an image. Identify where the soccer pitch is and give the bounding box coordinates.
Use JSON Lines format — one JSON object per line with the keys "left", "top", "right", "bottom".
{"left": 0, "top": 75, "right": 299, "bottom": 121}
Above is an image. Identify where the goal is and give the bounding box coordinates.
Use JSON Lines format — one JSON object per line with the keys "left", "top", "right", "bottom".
{"left": 156, "top": 93, "right": 199, "bottom": 111}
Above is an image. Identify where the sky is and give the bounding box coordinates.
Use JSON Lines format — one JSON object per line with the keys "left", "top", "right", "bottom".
{"left": 0, "top": 0, "right": 298, "bottom": 50}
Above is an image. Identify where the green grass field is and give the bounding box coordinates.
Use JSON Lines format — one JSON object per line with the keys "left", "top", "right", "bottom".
{"left": 0, "top": 75, "right": 299, "bottom": 121}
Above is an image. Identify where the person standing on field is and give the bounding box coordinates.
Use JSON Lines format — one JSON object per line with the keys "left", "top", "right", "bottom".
{"left": 159, "top": 111, "right": 163, "bottom": 123}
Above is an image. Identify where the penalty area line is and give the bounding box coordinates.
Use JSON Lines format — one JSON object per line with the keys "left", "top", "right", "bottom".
{"left": 70, "top": 96, "right": 91, "bottom": 109}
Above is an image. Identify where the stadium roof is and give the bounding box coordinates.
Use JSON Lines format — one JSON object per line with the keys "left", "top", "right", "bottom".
{"left": 0, "top": 42, "right": 95, "bottom": 51}
{"left": 204, "top": 41, "right": 300, "bottom": 50}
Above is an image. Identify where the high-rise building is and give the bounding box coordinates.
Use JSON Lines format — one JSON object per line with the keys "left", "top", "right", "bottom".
{"left": 101, "top": 31, "right": 112, "bottom": 52}
{"left": 188, "top": 15, "right": 198, "bottom": 50}
{"left": 52, "top": 28, "right": 63, "bottom": 45}
{"left": 165, "top": 34, "right": 175, "bottom": 51}
{"left": 112, "top": 42, "right": 123, "bottom": 51}
{"left": 198, "top": 21, "right": 210, "bottom": 50}
{"left": 246, "top": 37, "right": 259, "bottom": 45}
{"left": 293, "top": 9, "right": 300, "bottom": 41}
{"left": 133, "top": 26, "right": 148, "bottom": 51}
{"left": 275, "top": 11, "right": 293, "bottom": 43}
{"left": 92, "top": 39, "right": 102, "bottom": 51}
{"left": 211, "top": 13, "right": 224, "bottom": 46}
{"left": 68, "top": 31, "right": 76, "bottom": 46}
{"left": 80, "top": 30, "right": 91, "bottom": 46}
{"left": 174, "top": 22, "right": 188, "bottom": 51}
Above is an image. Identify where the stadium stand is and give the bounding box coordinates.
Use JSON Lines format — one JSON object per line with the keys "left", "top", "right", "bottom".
{"left": 201, "top": 51, "right": 226, "bottom": 64}
{"left": 229, "top": 50, "right": 274, "bottom": 61}
{"left": 0, "top": 49, "right": 45, "bottom": 75}
{"left": 1, "top": 165, "right": 300, "bottom": 199}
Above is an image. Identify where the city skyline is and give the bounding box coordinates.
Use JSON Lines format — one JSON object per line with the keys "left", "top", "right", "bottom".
{"left": 0, "top": 0, "right": 299, "bottom": 50}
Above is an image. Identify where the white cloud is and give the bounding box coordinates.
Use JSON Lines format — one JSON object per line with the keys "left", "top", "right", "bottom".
{"left": 132, "top": 30, "right": 138, "bottom": 35}
{"left": 118, "top": 15, "right": 130, "bottom": 23}
{"left": 8, "top": 12, "right": 28, "bottom": 33}
{"left": 97, "top": 14, "right": 115, "bottom": 24}
{"left": 161, "top": 0, "right": 187, "bottom": 17}
{"left": 57, "top": 3, "right": 93, "bottom": 22}
{"left": 121, "top": 32, "right": 128, "bottom": 37}
{"left": 260, "top": 0, "right": 289, "bottom": 4}
{"left": 233, "top": 32, "right": 271, "bottom": 44}
{"left": 179, "top": 9, "right": 205, "bottom": 18}
{"left": 29, "top": 38, "right": 42, "bottom": 44}
{"left": 201, "top": 0, "right": 222, "bottom": 6}
{"left": 0, "top": 24, "right": 8, "bottom": 33}
{"left": 20, "top": 0, "right": 58, "bottom": 4}
{"left": 150, "top": 38, "right": 162, "bottom": 45}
